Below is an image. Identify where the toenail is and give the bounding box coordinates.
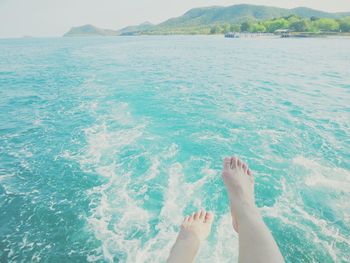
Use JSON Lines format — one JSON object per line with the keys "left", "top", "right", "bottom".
{"left": 230, "top": 157, "right": 235, "bottom": 168}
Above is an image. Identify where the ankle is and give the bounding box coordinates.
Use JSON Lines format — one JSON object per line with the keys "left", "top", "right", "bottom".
{"left": 235, "top": 203, "right": 260, "bottom": 220}
{"left": 177, "top": 230, "right": 201, "bottom": 247}
{"left": 168, "top": 234, "right": 200, "bottom": 263}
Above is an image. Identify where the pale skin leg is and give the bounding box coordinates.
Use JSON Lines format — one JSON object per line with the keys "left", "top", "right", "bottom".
{"left": 222, "top": 156, "right": 285, "bottom": 263}
{"left": 166, "top": 210, "right": 213, "bottom": 263}
{"left": 167, "top": 156, "right": 284, "bottom": 263}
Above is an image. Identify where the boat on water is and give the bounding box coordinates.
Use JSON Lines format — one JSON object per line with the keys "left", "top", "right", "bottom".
{"left": 225, "top": 32, "right": 239, "bottom": 38}
{"left": 225, "top": 32, "right": 275, "bottom": 38}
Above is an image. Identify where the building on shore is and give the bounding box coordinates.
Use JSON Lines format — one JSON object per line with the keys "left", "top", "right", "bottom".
{"left": 225, "top": 32, "right": 275, "bottom": 38}
{"left": 274, "top": 29, "right": 291, "bottom": 38}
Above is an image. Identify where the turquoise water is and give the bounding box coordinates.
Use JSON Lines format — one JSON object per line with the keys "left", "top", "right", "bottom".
{"left": 0, "top": 36, "right": 349, "bottom": 262}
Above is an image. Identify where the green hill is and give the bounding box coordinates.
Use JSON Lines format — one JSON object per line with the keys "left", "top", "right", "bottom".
{"left": 63, "top": 4, "right": 350, "bottom": 36}
{"left": 145, "top": 4, "right": 350, "bottom": 34}
{"left": 159, "top": 4, "right": 291, "bottom": 27}
{"left": 117, "top": 22, "right": 154, "bottom": 35}
{"left": 64, "top": 24, "right": 118, "bottom": 37}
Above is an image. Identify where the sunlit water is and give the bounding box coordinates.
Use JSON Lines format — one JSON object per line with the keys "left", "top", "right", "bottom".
{"left": 0, "top": 36, "right": 349, "bottom": 262}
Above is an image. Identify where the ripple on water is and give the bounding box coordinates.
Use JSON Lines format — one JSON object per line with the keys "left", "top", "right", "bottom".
{"left": 0, "top": 36, "right": 349, "bottom": 262}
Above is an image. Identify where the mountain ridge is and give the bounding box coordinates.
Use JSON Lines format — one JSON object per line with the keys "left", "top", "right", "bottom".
{"left": 63, "top": 24, "right": 118, "bottom": 37}
{"left": 63, "top": 4, "right": 350, "bottom": 36}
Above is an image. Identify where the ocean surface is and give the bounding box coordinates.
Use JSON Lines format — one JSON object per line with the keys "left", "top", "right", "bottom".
{"left": 0, "top": 36, "right": 349, "bottom": 263}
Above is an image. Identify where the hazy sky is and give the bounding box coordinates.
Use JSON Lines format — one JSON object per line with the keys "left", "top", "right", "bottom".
{"left": 0, "top": 0, "right": 349, "bottom": 38}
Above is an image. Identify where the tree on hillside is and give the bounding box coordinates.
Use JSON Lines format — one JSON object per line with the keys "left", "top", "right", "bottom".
{"left": 290, "top": 20, "right": 312, "bottom": 32}
{"left": 339, "top": 17, "right": 350, "bottom": 32}
{"left": 285, "top": 15, "right": 300, "bottom": 24}
{"left": 230, "top": 24, "right": 241, "bottom": 32}
{"left": 210, "top": 25, "right": 221, "bottom": 34}
{"left": 241, "top": 21, "right": 253, "bottom": 32}
{"left": 250, "top": 23, "right": 266, "bottom": 33}
{"left": 221, "top": 23, "right": 231, "bottom": 33}
{"left": 312, "top": 18, "right": 339, "bottom": 31}
{"left": 264, "top": 18, "right": 289, "bottom": 33}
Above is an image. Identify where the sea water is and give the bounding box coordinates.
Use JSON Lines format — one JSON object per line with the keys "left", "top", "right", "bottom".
{"left": 0, "top": 36, "right": 349, "bottom": 262}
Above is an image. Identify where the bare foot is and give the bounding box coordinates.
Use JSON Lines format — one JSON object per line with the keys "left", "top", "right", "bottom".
{"left": 167, "top": 210, "right": 214, "bottom": 263}
{"left": 222, "top": 156, "right": 256, "bottom": 232}
{"left": 180, "top": 210, "right": 214, "bottom": 242}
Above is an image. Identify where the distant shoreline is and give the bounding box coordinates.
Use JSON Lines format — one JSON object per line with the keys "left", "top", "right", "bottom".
{"left": 63, "top": 4, "right": 350, "bottom": 37}
{"left": 2, "top": 34, "right": 350, "bottom": 40}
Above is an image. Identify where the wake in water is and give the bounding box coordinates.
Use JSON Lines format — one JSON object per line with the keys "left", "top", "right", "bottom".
{"left": 1, "top": 37, "right": 349, "bottom": 262}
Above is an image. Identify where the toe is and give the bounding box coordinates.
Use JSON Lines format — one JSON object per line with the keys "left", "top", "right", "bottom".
{"left": 224, "top": 157, "right": 231, "bottom": 169}
{"left": 242, "top": 163, "right": 248, "bottom": 173}
{"left": 199, "top": 209, "right": 205, "bottom": 220}
{"left": 230, "top": 157, "right": 238, "bottom": 169}
{"left": 247, "top": 168, "right": 252, "bottom": 176}
{"left": 237, "top": 158, "right": 242, "bottom": 168}
{"left": 182, "top": 216, "right": 189, "bottom": 227}
{"left": 184, "top": 215, "right": 192, "bottom": 224}
{"left": 194, "top": 211, "right": 201, "bottom": 220}
{"left": 204, "top": 212, "right": 214, "bottom": 224}
{"left": 188, "top": 213, "right": 194, "bottom": 222}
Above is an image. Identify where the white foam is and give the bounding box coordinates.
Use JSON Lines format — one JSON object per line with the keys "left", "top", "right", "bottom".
{"left": 65, "top": 101, "right": 154, "bottom": 262}
{"left": 197, "top": 214, "right": 239, "bottom": 263}
{"left": 193, "top": 131, "right": 231, "bottom": 143}
{"left": 260, "top": 156, "right": 350, "bottom": 262}
{"left": 133, "top": 162, "right": 188, "bottom": 263}
{"left": 293, "top": 156, "right": 350, "bottom": 192}
{"left": 144, "top": 156, "right": 160, "bottom": 181}
{"left": 81, "top": 124, "right": 143, "bottom": 167}
{"left": 137, "top": 161, "right": 201, "bottom": 262}
{"left": 69, "top": 94, "right": 349, "bottom": 263}
{"left": 86, "top": 168, "right": 152, "bottom": 263}
{"left": 75, "top": 102, "right": 218, "bottom": 262}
